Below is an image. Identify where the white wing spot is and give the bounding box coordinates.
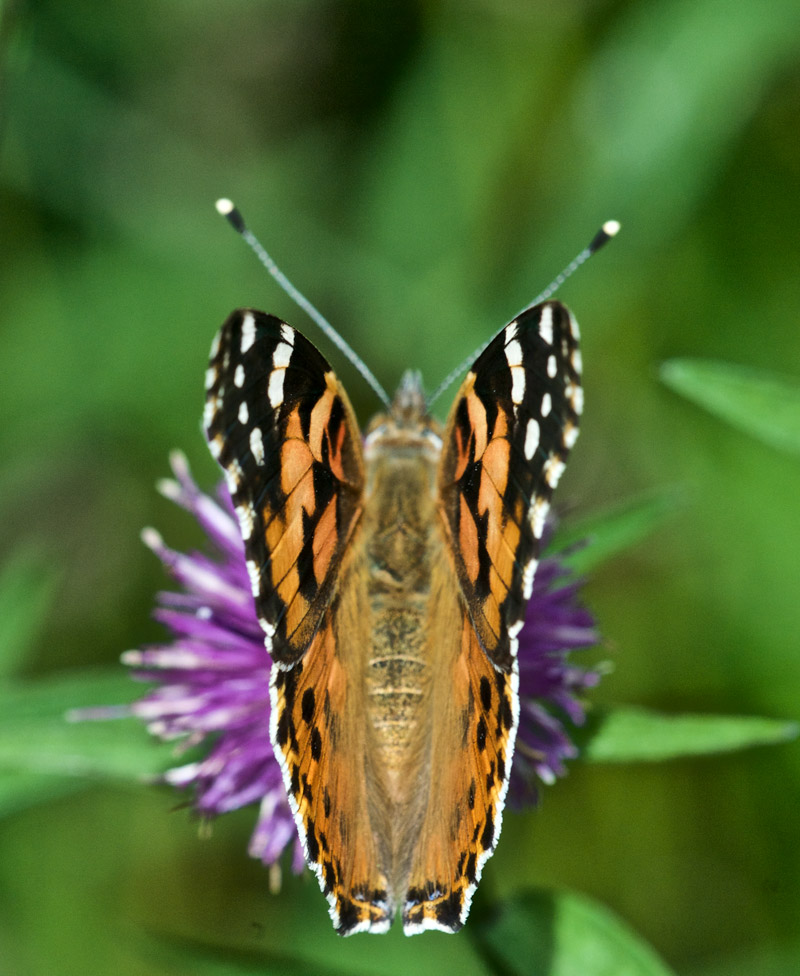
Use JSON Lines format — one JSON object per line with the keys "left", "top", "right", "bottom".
{"left": 569, "top": 312, "right": 580, "bottom": 340}
{"left": 234, "top": 363, "right": 245, "bottom": 388}
{"left": 508, "top": 618, "right": 524, "bottom": 639}
{"left": 229, "top": 457, "right": 244, "bottom": 484}
{"left": 524, "top": 418, "right": 540, "bottom": 460}
{"left": 236, "top": 502, "right": 255, "bottom": 541}
{"left": 224, "top": 467, "right": 240, "bottom": 497}
{"left": 522, "top": 558, "right": 538, "bottom": 599}
{"left": 571, "top": 349, "right": 583, "bottom": 374}
{"left": 205, "top": 367, "right": 217, "bottom": 391}
{"left": 207, "top": 435, "right": 223, "bottom": 459}
{"left": 530, "top": 497, "right": 548, "bottom": 538}
{"left": 504, "top": 322, "right": 518, "bottom": 344}
{"left": 240, "top": 312, "right": 257, "bottom": 353}
{"left": 571, "top": 386, "right": 584, "bottom": 415}
{"left": 238, "top": 400, "right": 249, "bottom": 424}
{"left": 505, "top": 338, "right": 523, "bottom": 367}
{"left": 250, "top": 427, "right": 266, "bottom": 465}
{"left": 541, "top": 392, "right": 552, "bottom": 417}
{"left": 511, "top": 366, "right": 526, "bottom": 405}
{"left": 273, "top": 341, "right": 293, "bottom": 369}
{"left": 544, "top": 456, "right": 565, "bottom": 488}
{"left": 539, "top": 306, "right": 554, "bottom": 345}
{"left": 547, "top": 354, "right": 557, "bottom": 378}
{"left": 203, "top": 397, "right": 218, "bottom": 430}
{"left": 209, "top": 332, "right": 221, "bottom": 359}
{"left": 268, "top": 369, "right": 285, "bottom": 408}
{"left": 280, "top": 324, "right": 295, "bottom": 345}
{"left": 563, "top": 424, "right": 579, "bottom": 449}
{"left": 246, "top": 559, "right": 261, "bottom": 597}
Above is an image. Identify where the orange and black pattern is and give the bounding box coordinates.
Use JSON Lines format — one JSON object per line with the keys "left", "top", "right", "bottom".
{"left": 439, "top": 301, "right": 582, "bottom": 672}
{"left": 204, "top": 309, "right": 364, "bottom": 666}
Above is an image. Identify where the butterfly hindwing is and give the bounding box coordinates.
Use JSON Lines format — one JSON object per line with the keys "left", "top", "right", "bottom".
{"left": 438, "top": 300, "right": 582, "bottom": 671}
{"left": 270, "top": 613, "right": 393, "bottom": 935}
{"left": 204, "top": 309, "right": 365, "bottom": 664}
{"left": 403, "top": 604, "right": 518, "bottom": 934}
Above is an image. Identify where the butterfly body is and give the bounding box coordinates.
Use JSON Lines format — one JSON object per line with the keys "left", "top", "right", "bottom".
{"left": 203, "top": 301, "right": 582, "bottom": 935}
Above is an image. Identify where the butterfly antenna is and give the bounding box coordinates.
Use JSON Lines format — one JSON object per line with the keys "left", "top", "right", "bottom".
{"left": 427, "top": 220, "right": 620, "bottom": 409}
{"left": 215, "top": 199, "right": 392, "bottom": 409}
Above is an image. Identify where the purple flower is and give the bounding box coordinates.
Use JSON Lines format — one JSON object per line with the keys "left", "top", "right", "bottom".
{"left": 104, "top": 452, "right": 600, "bottom": 872}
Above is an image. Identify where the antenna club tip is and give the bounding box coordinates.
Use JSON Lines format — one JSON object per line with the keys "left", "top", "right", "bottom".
{"left": 215, "top": 198, "right": 246, "bottom": 234}
{"left": 588, "top": 219, "right": 621, "bottom": 254}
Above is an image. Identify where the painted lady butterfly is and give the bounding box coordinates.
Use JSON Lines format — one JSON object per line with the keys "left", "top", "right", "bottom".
{"left": 204, "top": 194, "right": 619, "bottom": 935}
{"left": 204, "top": 284, "right": 583, "bottom": 935}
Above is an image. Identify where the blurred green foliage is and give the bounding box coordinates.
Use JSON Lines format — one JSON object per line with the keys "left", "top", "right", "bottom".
{"left": 2, "top": 0, "right": 800, "bottom": 973}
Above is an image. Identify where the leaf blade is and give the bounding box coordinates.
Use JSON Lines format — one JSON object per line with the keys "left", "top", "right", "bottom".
{"left": 0, "top": 669, "right": 174, "bottom": 782}
{"left": 661, "top": 358, "right": 800, "bottom": 455}
{"left": 477, "top": 888, "right": 676, "bottom": 976}
{"left": 580, "top": 706, "right": 799, "bottom": 763}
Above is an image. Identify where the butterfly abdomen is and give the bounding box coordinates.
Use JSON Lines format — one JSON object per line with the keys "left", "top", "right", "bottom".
{"left": 362, "top": 434, "right": 440, "bottom": 796}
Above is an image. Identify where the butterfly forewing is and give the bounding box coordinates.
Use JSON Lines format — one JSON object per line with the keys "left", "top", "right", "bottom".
{"left": 204, "top": 309, "right": 365, "bottom": 665}
{"left": 438, "top": 300, "right": 582, "bottom": 671}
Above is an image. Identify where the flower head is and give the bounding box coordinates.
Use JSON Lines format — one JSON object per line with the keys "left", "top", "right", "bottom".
{"left": 109, "top": 452, "right": 600, "bottom": 871}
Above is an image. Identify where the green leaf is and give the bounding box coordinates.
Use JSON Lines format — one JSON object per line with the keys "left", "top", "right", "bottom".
{"left": 551, "top": 488, "right": 684, "bottom": 574}
{"left": 581, "top": 707, "right": 799, "bottom": 763}
{"left": 477, "top": 889, "right": 675, "bottom": 976}
{"left": 660, "top": 359, "right": 800, "bottom": 455}
{"left": 0, "top": 669, "right": 175, "bottom": 781}
{"left": 0, "top": 550, "right": 60, "bottom": 678}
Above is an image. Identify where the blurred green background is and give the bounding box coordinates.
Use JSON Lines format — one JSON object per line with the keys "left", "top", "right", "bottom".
{"left": 2, "top": 0, "right": 800, "bottom": 973}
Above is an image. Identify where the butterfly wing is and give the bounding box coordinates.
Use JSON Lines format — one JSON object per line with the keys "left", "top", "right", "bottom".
{"left": 402, "top": 602, "right": 518, "bottom": 934}
{"left": 438, "top": 300, "right": 583, "bottom": 672}
{"left": 402, "top": 300, "right": 582, "bottom": 934}
{"left": 271, "top": 612, "right": 393, "bottom": 934}
{"left": 204, "top": 309, "right": 365, "bottom": 665}
{"left": 204, "top": 309, "right": 392, "bottom": 933}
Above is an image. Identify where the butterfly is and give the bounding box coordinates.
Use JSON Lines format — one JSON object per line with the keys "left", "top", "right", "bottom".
{"left": 202, "top": 300, "right": 582, "bottom": 935}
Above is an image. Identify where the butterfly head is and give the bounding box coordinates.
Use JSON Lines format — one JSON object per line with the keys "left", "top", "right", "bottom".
{"left": 363, "top": 369, "right": 443, "bottom": 458}
{"left": 392, "top": 369, "right": 426, "bottom": 426}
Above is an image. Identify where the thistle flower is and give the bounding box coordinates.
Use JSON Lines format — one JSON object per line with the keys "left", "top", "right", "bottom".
{"left": 106, "top": 452, "right": 600, "bottom": 872}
